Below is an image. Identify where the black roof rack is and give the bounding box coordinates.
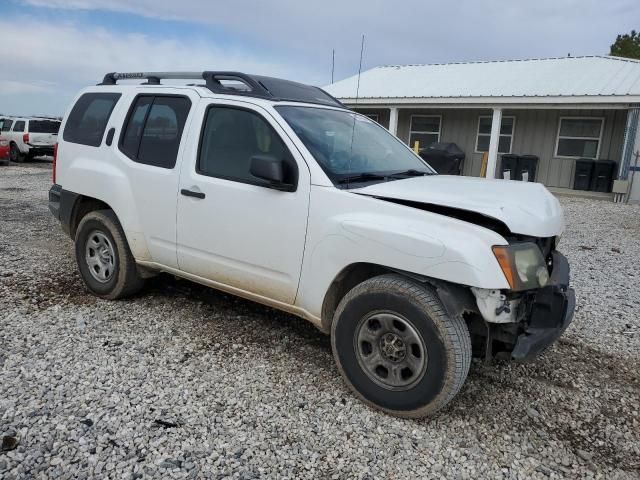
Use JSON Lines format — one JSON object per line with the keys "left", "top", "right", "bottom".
{"left": 99, "top": 71, "right": 345, "bottom": 108}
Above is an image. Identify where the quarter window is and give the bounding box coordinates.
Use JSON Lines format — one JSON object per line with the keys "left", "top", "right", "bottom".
{"left": 409, "top": 115, "right": 440, "bottom": 149}
{"left": 119, "top": 95, "right": 191, "bottom": 169}
{"left": 198, "top": 106, "right": 297, "bottom": 187}
{"left": 63, "top": 93, "right": 121, "bottom": 147}
{"left": 476, "top": 116, "right": 515, "bottom": 154}
{"left": 555, "top": 117, "right": 603, "bottom": 159}
{"left": 13, "top": 121, "right": 25, "bottom": 132}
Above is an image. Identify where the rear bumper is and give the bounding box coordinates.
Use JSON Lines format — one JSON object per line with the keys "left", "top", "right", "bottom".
{"left": 511, "top": 251, "right": 575, "bottom": 361}
{"left": 49, "top": 184, "right": 78, "bottom": 236}
{"left": 26, "top": 145, "right": 55, "bottom": 156}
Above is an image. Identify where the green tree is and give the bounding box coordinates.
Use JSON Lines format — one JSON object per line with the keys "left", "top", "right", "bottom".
{"left": 610, "top": 30, "right": 640, "bottom": 60}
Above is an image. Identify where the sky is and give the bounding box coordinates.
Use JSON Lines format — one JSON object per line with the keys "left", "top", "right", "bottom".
{"left": 1, "top": 0, "right": 638, "bottom": 116}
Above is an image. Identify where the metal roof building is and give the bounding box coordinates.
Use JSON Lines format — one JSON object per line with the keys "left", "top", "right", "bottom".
{"left": 325, "top": 56, "right": 640, "bottom": 202}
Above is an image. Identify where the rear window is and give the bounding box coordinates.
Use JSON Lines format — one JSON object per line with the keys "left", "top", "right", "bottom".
{"left": 29, "top": 120, "right": 61, "bottom": 134}
{"left": 63, "top": 92, "right": 121, "bottom": 147}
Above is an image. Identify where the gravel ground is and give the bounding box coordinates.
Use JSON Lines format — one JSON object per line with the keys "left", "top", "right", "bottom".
{"left": 1, "top": 162, "right": 638, "bottom": 479}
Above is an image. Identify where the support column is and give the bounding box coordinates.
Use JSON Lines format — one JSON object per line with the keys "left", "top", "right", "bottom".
{"left": 388, "top": 107, "right": 399, "bottom": 137}
{"left": 485, "top": 108, "right": 502, "bottom": 179}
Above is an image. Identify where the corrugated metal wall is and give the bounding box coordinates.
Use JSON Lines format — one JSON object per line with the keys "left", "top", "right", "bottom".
{"left": 356, "top": 107, "right": 628, "bottom": 188}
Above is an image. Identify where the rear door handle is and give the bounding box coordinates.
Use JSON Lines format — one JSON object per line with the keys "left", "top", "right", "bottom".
{"left": 180, "top": 189, "right": 205, "bottom": 199}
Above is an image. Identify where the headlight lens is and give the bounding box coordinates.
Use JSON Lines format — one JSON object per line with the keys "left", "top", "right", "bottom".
{"left": 492, "top": 243, "right": 548, "bottom": 291}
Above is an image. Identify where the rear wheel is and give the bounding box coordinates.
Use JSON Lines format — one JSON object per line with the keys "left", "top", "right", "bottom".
{"left": 9, "top": 143, "right": 22, "bottom": 163}
{"left": 331, "top": 274, "right": 471, "bottom": 418}
{"left": 75, "top": 210, "right": 144, "bottom": 299}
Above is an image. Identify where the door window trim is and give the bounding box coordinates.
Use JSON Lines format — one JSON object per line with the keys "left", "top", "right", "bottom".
{"left": 195, "top": 103, "right": 299, "bottom": 191}
{"left": 118, "top": 93, "right": 192, "bottom": 167}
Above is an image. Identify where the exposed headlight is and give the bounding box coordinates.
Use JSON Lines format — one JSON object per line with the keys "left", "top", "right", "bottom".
{"left": 492, "top": 243, "right": 548, "bottom": 291}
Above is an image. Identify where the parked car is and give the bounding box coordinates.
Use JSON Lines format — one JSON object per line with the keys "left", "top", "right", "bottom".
{"left": 4, "top": 116, "right": 60, "bottom": 162}
{"left": 0, "top": 136, "right": 9, "bottom": 165}
{"left": 49, "top": 71, "right": 575, "bottom": 417}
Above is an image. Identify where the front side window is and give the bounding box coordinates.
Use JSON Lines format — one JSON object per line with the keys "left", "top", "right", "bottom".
{"left": 476, "top": 116, "right": 515, "bottom": 154}
{"left": 409, "top": 115, "right": 441, "bottom": 150}
{"left": 555, "top": 118, "right": 603, "bottom": 159}
{"left": 63, "top": 93, "right": 121, "bottom": 146}
{"left": 198, "top": 106, "right": 297, "bottom": 187}
{"left": 13, "top": 121, "right": 25, "bottom": 132}
{"left": 119, "top": 95, "right": 191, "bottom": 169}
{"left": 276, "top": 106, "right": 433, "bottom": 185}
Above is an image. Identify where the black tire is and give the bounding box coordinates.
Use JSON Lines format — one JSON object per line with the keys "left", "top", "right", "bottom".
{"left": 9, "top": 143, "right": 23, "bottom": 163}
{"left": 75, "top": 210, "right": 144, "bottom": 299}
{"left": 331, "top": 274, "right": 471, "bottom": 418}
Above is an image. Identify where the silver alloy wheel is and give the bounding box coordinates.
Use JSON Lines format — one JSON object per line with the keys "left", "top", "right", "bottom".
{"left": 354, "top": 311, "right": 428, "bottom": 390}
{"left": 85, "top": 230, "right": 116, "bottom": 283}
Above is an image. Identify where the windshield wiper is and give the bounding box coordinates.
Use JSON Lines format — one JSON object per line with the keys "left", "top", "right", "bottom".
{"left": 387, "top": 169, "right": 434, "bottom": 178}
{"left": 336, "top": 172, "right": 387, "bottom": 185}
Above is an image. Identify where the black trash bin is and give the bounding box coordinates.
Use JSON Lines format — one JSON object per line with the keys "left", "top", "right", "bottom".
{"left": 590, "top": 160, "right": 616, "bottom": 192}
{"left": 573, "top": 159, "right": 594, "bottom": 191}
{"left": 500, "top": 154, "right": 519, "bottom": 180}
{"left": 418, "top": 142, "right": 465, "bottom": 175}
{"left": 518, "top": 155, "right": 538, "bottom": 182}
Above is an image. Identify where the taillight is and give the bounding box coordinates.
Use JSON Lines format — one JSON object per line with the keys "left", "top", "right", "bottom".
{"left": 23, "top": 133, "right": 29, "bottom": 144}
{"left": 53, "top": 142, "right": 58, "bottom": 184}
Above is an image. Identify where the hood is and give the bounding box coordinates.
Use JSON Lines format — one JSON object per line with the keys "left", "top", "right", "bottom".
{"left": 354, "top": 175, "right": 564, "bottom": 238}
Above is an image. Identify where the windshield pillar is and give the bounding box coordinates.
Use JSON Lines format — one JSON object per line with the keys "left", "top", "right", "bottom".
{"left": 485, "top": 107, "right": 503, "bottom": 179}
{"left": 388, "top": 107, "right": 399, "bottom": 136}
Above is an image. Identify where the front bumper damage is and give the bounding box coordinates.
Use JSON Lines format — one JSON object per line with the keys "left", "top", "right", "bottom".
{"left": 511, "top": 251, "right": 575, "bottom": 361}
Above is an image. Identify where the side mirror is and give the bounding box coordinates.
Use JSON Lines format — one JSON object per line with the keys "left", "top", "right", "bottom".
{"left": 250, "top": 155, "right": 295, "bottom": 191}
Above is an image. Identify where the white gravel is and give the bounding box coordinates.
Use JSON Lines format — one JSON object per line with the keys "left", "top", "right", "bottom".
{"left": 1, "top": 162, "right": 639, "bottom": 479}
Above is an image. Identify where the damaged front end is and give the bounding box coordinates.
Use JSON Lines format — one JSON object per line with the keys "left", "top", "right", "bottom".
{"left": 469, "top": 251, "right": 575, "bottom": 362}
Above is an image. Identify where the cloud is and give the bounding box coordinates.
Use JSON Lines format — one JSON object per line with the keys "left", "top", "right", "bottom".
{"left": 0, "top": 18, "right": 316, "bottom": 116}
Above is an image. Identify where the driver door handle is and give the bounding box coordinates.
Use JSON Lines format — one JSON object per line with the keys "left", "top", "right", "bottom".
{"left": 181, "top": 189, "right": 205, "bottom": 199}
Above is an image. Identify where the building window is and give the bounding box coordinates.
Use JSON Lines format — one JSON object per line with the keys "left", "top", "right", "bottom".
{"left": 409, "top": 115, "right": 440, "bottom": 149}
{"left": 475, "top": 116, "right": 515, "bottom": 154}
{"left": 363, "top": 113, "right": 379, "bottom": 123}
{"left": 555, "top": 117, "right": 603, "bottom": 159}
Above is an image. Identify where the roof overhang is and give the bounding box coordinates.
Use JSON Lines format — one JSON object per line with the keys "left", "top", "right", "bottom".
{"left": 340, "top": 95, "right": 640, "bottom": 109}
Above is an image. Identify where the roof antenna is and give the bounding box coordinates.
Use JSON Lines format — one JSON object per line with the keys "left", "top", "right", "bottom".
{"left": 331, "top": 49, "right": 335, "bottom": 84}
{"left": 346, "top": 34, "right": 366, "bottom": 187}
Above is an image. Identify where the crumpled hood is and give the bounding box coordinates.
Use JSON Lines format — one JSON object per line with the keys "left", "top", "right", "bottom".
{"left": 355, "top": 175, "right": 564, "bottom": 238}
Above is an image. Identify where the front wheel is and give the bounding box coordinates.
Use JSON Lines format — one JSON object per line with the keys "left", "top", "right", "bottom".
{"left": 331, "top": 274, "right": 471, "bottom": 418}
{"left": 75, "top": 210, "right": 144, "bottom": 299}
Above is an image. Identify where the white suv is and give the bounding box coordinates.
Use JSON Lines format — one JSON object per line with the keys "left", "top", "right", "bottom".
{"left": 4, "top": 116, "right": 60, "bottom": 162}
{"left": 49, "top": 71, "right": 575, "bottom": 417}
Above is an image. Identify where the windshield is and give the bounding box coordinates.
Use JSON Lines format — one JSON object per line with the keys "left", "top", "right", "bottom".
{"left": 29, "top": 120, "right": 60, "bottom": 134}
{"left": 275, "top": 106, "right": 434, "bottom": 185}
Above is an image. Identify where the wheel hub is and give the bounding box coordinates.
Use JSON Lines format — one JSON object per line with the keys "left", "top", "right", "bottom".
{"left": 85, "top": 230, "right": 115, "bottom": 283}
{"left": 380, "top": 333, "right": 406, "bottom": 362}
{"left": 354, "top": 312, "right": 428, "bottom": 391}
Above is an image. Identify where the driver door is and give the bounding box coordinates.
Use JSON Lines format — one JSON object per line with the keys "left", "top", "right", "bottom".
{"left": 176, "top": 100, "right": 310, "bottom": 304}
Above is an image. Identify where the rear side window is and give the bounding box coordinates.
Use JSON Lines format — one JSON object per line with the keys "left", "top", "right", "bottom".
{"left": 13, "top": 121, "right": 25, "bottom": 132}
{"left": 63, "top": 93, "right": 121, "bottom": 147}
{"left": 119, "top": 95, "right": 191, "bottom": 169}
{"left": 29, "top": 120, "right": 61, "bottom": 134}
